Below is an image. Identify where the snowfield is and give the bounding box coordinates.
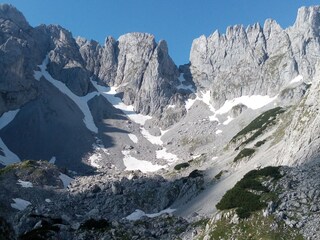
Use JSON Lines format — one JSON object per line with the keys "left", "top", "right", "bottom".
{"left": 128, "top": 133, "right": 138, "bottom": 143}
{"left": 91, "top": 80, "right": 152, "bottom": 125}
{"left": 59, "top": 173, "right": 74, "bottom": 188}
{"left": 17, "top": 180, "right": 33, "bottom": 188}
{"left": 0, "top": 109, "right": 21, "bottom": 165}
{"left": 126, "top": 208, "right": 176, "bottom": 221}
{"left": 122, "top": 150, "right": 165, "bottom": 173}
{"left": 35, "top": 56, "right": 98, "bottom": 133}
{"left": 156, "top": 148, "right": 178, "bottom": 163}
{"left": 290, "top": 75, "right": 303, "bottom": 84}
{"left": 176, "top": 73, "right": 195, "bottom": 92}
{"left": 11, "top": 198, "right": 31, "bottom": 211}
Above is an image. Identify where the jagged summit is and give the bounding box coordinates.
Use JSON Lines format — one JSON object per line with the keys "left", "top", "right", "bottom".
{"left": 0, "top": 4, "right": 30, "bottom": 30}
{"left": 1, "top": 4, "right": 320, "bottom": 239}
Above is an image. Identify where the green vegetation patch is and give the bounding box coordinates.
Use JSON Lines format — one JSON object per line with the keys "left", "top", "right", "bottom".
{"left": 208, "top": 211, "right": 304, "bottom": 240}
{"left": 231, "top": 107, "right": 285, "bottom": 147}
{"left": 216, "top": 166, "right": 281, "bottom": 219}
{"left": 174, "top": 162, "right": 190, "bottom": 171}
{"left": 0, "top": 160, "right": 36, "bottom": 176}
{"left": 233, "top": 148, "right": 255, "bottom": 163}
{"left": 254, "top": 139, "right": 267, "bottom": 147}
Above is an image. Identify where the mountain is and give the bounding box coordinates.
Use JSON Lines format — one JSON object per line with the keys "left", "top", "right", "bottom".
{"left": 1, "top": 3, "right": 320, "bottom": 239}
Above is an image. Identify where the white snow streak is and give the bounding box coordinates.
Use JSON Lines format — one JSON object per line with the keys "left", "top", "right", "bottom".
{"left": 215, "top": 129, "right": 223, "bottom": 134}
{"left": 49, "top": 156, "right": 56, "bottom": 164}
{"left": 91, "top": 80, "right": 152, "bottom": 125}
{"left": 36, "top": 56, "right": 98, "bottom": 133}
{"left": 122, "top": 150, "right": 164, "bottom": 173}
{"left": 128, "top": 134, "right": 138, "bottom": 143}
{"left": 222, "top": 116, "right": 234, "bottom": 125}
{"left": 215, "top": 95, "right": 277, "bottom": 115}
{"left": 59, "top": 173, "right": 74, "bottom": 188}
{"left": 126, "top": 208, "right": 176, "bottom": 221}
{"left": 176, "top": 73, "right": 195, "bottom": 92}
{"left": 140, "top": 127, "right": 163, "bottom": 145}
{"left": 0, "top": 109, "right": 21, "bottom": 165}
{"left": 11, "top": 198, "right": 31, "bottom": 211}
{"left": 0, "top": 109, "right": 20, "bottom": 130}
{"left": 0, "top": 138, "right": 20, "bottom": 165}
{"left": 17, "top": 180, "right": 33, "bottom": 188}
{"left": 289, "top": 75, "right": 303, "bottom": 84}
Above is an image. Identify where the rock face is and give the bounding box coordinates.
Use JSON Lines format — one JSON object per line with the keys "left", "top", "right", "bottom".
{"left": 78, "top": 32, "right": 180, "bottom": 116}
{"left": 0, "top": 4, "right": 180, "bottom": 118}
{"left": 189, "top": 6, "right": 320, "bottom": 108}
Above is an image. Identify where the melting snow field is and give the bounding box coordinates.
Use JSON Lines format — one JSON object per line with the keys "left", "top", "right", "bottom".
{"left": 176, "top": 73, "right": 195, "bottom": 92}
{"left": 222, "top": 116, "right": 234, "bottom": 125}
{"left": 215, "top": 95, "right": 277, "bottom": 115}
{"left": 0, "top": 109, "right": 20, "bottom": 129}
{"left": 156, "top": 148, "right": 178, "bottom": 163}
{"left": 122, "top": 150, "right": 165, "bottom": 173}
{"left": 11, "top": 198, "right": 31, "bottom": 211}
{"left": 88, "top": 141, "right": 110, "bottom": 168}
{"left": 59, "top": 173, "right": 74, "bottom": 188}
{"left": 289, "top": 75, "right": 303, "bottom": 84}
{"left": 126, "top": 208, "right": 176, "bottom": 221}
{"left": 128, "top": 134, "right": 138, "bottom": 143}
{"left": 49, "top": 156, "right": 56, "bottom": 164}
{"left": 91, "top": 80, "right": 152, "bottom": 125}
{"left": 35, "top": 56, "right": 98, "bottom": 133}
{"left": 17, "top": 180, "right": 33, "bottom": 188}
{"left": 0, "top": 109, "right": 20, "bottom": 165}
{"left": 140, "top": 127, "right": 163, "bottom": 145}
{"left": 186, "top": 92, "right": 277, "bottom": 124}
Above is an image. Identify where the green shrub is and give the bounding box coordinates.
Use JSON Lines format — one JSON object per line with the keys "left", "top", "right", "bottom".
{"left": 188, "top": 169, "right": 203, "bottom": 178}
{"left": 254, "top": 139, "right": 267, "bottom": 147}
{"left": 216, "top": 166, "right": 282, "bottom": 218}
{"left": 174, "top": 162, "right": 190, "bottom": 171}
{"left": 233, "top": 148, "right": 255, "bottom": 162}
{"left": 231, "top": 107, "right": 285, "bottom": 146}
{"left": 214, "top": 170, "right": 224, "bottom": 180}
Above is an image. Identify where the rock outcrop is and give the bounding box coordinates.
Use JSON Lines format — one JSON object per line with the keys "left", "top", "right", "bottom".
{"left": 189, "top": 6, "right": 320, "bottom": 109}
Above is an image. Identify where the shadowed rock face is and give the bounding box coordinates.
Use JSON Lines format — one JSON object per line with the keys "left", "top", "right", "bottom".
{"left": 0, "top": 4, "right": 181, "bottom": 118}
{"left": 189, "top": 6, "right": 320, "bottom": 108}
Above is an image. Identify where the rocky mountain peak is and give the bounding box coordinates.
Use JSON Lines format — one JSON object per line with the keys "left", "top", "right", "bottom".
{"left": 294, "top": 5, "right": 320, "bottom": 33}
{"left": 0, "top": 4, "right": 30, "bottom": 30}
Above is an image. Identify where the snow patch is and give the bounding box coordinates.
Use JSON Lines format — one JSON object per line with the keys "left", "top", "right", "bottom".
{"left": 128, "top": 134, "right": 138, "bottom": 144}
{"left": 59, "top": 173, "right": 74, "bottom": 188}
{"left": 36, "top": 56, "right": 98, "bottom": 133}
{"left": 88, "top": 141, "right": 109, "bottom": 169}
{"left": 222, "top": 116, "right": 234, "bottom": 125}
{"left": 215, "top": 95, "right": 277, "bottom": 115}
{"left": 0, "top": 109, "right": 20, "bottom": 130}
{"left": 0, "top": 138, "right": 20, "bottom": 165}
{"left": 126, "top": 208, "right": 176, "bottom": 221}
{"left": 156, "top": 148, "right": 178, "bottom": 163}
{"left": 17, "top": 180, "right": 33, "bottom": 188}
{"left": 122, "top": 150, "right": 164, "bottom": 173}
{"left": 289, "top": 75, "right": 303, "bottom": 84}
{"left": 91, "top": 80, "right": 152, "bottom": 125}
{"left": 167, "top": 105, "right": 176, "bottom": 109}
{"left": 11, "top": 198, "right": 31, "bottom": 211}
{"left": 49, "top": 156, "right": 56, "bottom": 164}
{"left": 140, "top": 127, "right": 163, "bottom": 145}
{"left": 176, "top": 73, "right": 195, "bottom": 92}
{"left": 215, "top": 129, "right": 223, "bottom": 134}
{"left": 45, "top": 199, "right": 52, "bottom": 203}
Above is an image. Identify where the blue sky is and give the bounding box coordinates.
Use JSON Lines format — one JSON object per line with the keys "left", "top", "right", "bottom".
{"left": 2, "top": 0, "right": 320, "bottom": 65}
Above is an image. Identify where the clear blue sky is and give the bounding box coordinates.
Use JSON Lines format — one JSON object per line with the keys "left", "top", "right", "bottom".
{"left": 2, "top": 0, "right": 320, "bottom": 65}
